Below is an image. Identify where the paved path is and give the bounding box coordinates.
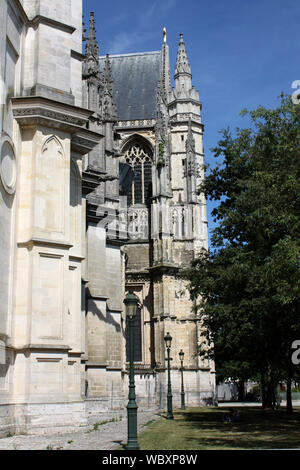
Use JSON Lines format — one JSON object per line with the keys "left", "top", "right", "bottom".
{"left": 0, "top": 410, "right": 161, "bottom": 451}
{"left": 2, "top": 402, "right": 299, "bottom": 450}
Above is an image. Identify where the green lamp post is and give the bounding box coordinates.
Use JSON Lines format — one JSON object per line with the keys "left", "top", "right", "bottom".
{"left": 164, "top": 332, "right": 174, "bottom": 420}
{"left": 124, "top": 290, "right": 139, "bottom": 450}
{"left": 179, "top": 350, "right": 185, "bottom": 410}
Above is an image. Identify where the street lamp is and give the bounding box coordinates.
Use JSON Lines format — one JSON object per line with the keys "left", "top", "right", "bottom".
{"left": 164, "top": 332, "right": 173, "bottom": 420}
{"left": 179, "top": 350, "right": 185, "bottom": 410}
{"left": 124, "top": 290, "right": 139, "bottom": 450}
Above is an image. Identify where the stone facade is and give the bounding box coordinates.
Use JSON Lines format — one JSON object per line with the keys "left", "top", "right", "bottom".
{"left": 0, "top": 0, "right": 215, "bottom": 436}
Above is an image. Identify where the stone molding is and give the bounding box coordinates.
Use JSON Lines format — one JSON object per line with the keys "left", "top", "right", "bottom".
{"left": 12, "top": 96, "right": 92, "bottom": 132}
{"left": 0, "top": 135, "right": 17, "bottom": 195}
{"left": 169, "top": 112, "right": 203, "bottom": 124}
{"left": 6, "top": 344, "right": 71, "bottom": 352}
{"left": 27, "top": 15, "right": 76, "bottom": 35}
{"left": 71, "top": 50, "right": 85, "bottom": 62}
{"left": 116, "top": 118, "right": 156, "bottom": 129}
{"left": 71, "top": 129, "right": 103, "bottom": 155}
{"left": 12, "top": 96, "right": 102, "bottom": 154}
{"left": 17, "top": 238, "right": 73, "bottom": 250}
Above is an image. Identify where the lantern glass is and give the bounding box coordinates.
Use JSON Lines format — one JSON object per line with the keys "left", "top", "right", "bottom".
{"left": 124, "top": 291, "right": 138, "bottom": 319}
{"left": 164, "top": 332, "right": 172, "bottom": 349}
{"left": 179, "top": 350, "right": 184, "bottom": 361}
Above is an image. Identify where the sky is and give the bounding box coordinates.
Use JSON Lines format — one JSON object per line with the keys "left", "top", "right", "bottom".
{"left": 83, "top": 0, "right": 300, "bottom": 243}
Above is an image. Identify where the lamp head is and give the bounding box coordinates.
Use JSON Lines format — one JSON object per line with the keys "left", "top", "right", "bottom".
{"left": 164, "top": 332, "right": 172, "bottom": 349}
{"left": 124, "top": 290, "right": 138, "bottom": 319}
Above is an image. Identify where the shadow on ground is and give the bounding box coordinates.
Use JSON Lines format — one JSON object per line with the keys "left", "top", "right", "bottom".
{"left": 175, "top": 407, "right": 300, "bottom": 449}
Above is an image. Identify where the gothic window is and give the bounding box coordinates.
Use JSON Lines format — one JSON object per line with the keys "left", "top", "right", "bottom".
{"left": 120, "top": 139, "right": 153, "bottom": 206}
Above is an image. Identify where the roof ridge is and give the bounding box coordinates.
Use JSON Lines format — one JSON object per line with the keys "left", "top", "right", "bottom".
{"left": 99, "top": 51, "right": 160, "bottom": 59}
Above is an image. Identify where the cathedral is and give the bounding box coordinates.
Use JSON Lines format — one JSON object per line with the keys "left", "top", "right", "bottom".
{"left": 0, "top": 0, "right": 215, "bottom": 435}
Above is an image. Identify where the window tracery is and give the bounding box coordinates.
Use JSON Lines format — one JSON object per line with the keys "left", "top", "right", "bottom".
{"left": 121, "top": 140, "right": 153, "bottom": 206}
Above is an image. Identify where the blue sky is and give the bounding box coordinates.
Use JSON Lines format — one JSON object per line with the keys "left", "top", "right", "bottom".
{"left": 83, "top": 0, "right": 300, "bottom": 243}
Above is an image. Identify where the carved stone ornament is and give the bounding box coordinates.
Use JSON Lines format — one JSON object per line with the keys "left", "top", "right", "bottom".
{"left": 0, "top": 137, "right": 17, "bottom": 195}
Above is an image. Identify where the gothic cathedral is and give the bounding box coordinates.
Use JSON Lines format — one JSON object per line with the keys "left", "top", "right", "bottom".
{"left": 0, "top": 0, "right": 215, "bottom": 435}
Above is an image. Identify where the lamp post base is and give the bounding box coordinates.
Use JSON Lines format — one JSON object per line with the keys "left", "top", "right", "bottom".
{"left": 181, "top": 394, "right": 186, "bottom": 410}
{"left": 126, "top": 403, "right": 140, "bottom": 450}
{"left": 167, "top": 394, "right": 174, "bottom": 419}
{"left": 126, "top": 441, "right": 140, "bottom": 451}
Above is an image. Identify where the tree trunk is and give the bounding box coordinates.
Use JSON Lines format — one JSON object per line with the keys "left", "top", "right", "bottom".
{"left": 286, "top": 363, "right": 293, "bottom": 414}
{"left": 238, "top": 379, "right": 245, "bottom": 401}
{"left": 265, "top": 382, "right": 274, "bottom": 409}
{"left": 264, "top": 367, "right": 275, "bottom": 409}
{"left": 261, "top": 372, "right": 266, "bottom": 408}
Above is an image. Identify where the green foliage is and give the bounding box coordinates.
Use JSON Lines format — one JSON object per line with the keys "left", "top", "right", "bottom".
{"left": 157, "top": 141, "right": 166, "bottom": 167}
{"left": 185, "top": 94, "right": 300, "bottom": 393}
{"left": 86, "top": 416, "right": 122, "bottom": 432}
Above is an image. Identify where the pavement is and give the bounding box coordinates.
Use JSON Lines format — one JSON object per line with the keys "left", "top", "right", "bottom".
{"left": 0, "top": 410, "right": 161, "bottom": 451}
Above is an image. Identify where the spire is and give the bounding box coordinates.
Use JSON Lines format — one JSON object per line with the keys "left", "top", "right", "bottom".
{"left": 85, "top": 12, "right": 99, "bottom": 59}
{"left": 83, "top": 12, "right": 101, "bottom": 81}
{"left": 82, "top": 15, "right": 88, "bottom": 43}
{"left": 159, "top": 27, "right": 171, "bottom": 102}
{"left": 175, "top": 33, "right": 191, "bottom": 77}
{"left": 82, "top": 11, "right": 101, "bottom": 113}
{"left": 100, "top": 54, "right": 117, "bottom": 121}
{"left": 103, "top": 54, "right": 113, "bottom": 95}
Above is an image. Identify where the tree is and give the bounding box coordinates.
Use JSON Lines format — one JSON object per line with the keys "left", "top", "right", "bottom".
{"left": 186, "top": 94, "right": 300, "bottom": 410}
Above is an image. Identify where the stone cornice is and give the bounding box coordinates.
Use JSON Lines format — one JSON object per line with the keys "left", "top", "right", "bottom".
{"left": 69, "top": 254, "right": 85, "bottom": 262}
{"left": 71, "top": 129, "right": 103, "bottom": 155}
{"left": 71, "top": 50, "right": 85, "bottom": 62}
{"left": 11, "top": 96, "right": 93, "bottom": 133}
{"left": 7, "top": 344, "right": 71, "bottom": 352}
{"left": 149, "top": 263, "right": 180, "bottom": 274}
{"left": 116, "top": 118, "right": 156, "bottom": 129}
{"left": 17, "top": 238, "right": 73, "bottom": 250}
{"left": 169, "top": 113, "right": 204, "bottom": 126}
{"left": 169, "top": 97, "right": 201, "bottom": 106}
{"left": 27, "top": 15, "right": 76, "bottom": 35}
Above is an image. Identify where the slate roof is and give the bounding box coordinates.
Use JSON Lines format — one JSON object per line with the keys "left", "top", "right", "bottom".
{"left": 99, "top": 51, "right": 161, "bottom": 121}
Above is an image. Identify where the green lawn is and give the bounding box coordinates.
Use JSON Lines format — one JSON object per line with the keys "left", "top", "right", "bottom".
{"left": 137, "top": 407, "right": 300, "bottom": 450}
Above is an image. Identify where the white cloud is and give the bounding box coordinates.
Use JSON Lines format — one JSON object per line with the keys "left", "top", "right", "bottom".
{"left": 107, "top": 0, "right": 178, "bottom": 54}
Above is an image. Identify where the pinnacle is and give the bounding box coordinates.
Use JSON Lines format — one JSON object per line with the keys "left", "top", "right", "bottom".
{"left": 175, "top": 33, "right": 191, "bottom": 76}
{"left": 103, "top": 54, "right": 113, "bottom": 92}
{"left": 85, "top": 11, "right": 99, "bottom": 58}
{"left": 101, "top": 53, "right": 117, "bottom": 119}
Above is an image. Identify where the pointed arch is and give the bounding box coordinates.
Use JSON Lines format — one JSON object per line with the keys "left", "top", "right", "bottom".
{"left": 121, "top": 133, "right": 153, "bottom": 156}
{"left": 120, "top": 134, "right": 153, "bottom": 206}
{"left": 41, "top": 135, "right": 64, "bottom": 157}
